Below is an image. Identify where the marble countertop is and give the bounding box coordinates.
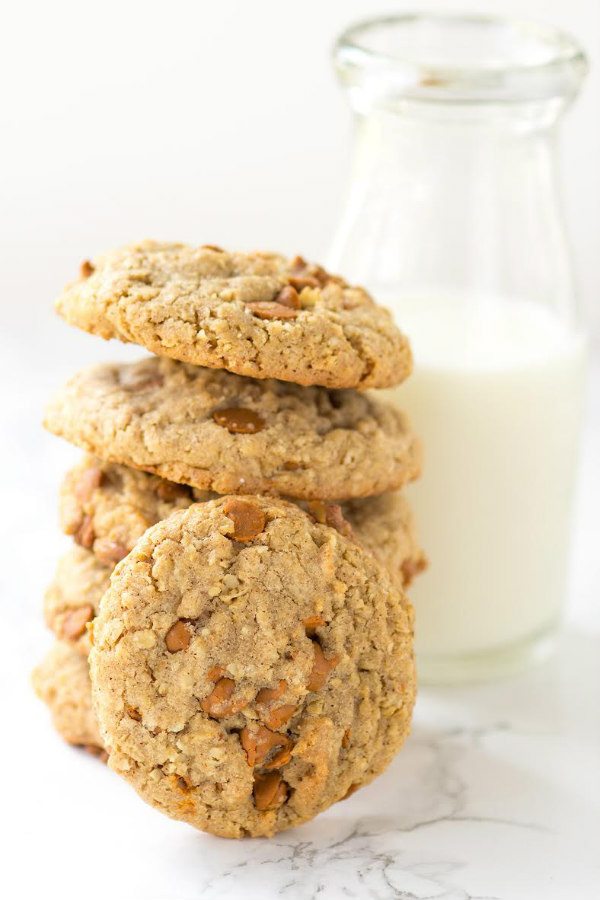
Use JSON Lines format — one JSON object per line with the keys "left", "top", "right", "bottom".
{"left": 2, "top": 323, "right": 599, "bottom": 900}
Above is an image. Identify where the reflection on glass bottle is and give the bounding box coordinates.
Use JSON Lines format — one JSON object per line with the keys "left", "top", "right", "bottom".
{"left": 329, "top": 14, "right": 589, "bottom": 683}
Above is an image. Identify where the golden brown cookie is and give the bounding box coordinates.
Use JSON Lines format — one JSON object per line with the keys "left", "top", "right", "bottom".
{"left": 44, "top": 357, "right": 421, "bottom": 500}
{"left": 60, "top": 456, "right": 425, "bottom": 588}
{"left": 56, "top": 240, "right": 412, "bottom": 390}
{"left": 59, "top": 455, "right": 212, "bottom": 567}
{"left": 44, "top": 547, "right": 110, "bottom": 655}
{"left": 90, "top": 496, "right": 416, "bottom": 838}
{"left": 32, "top": 642, "right": 106, "bottom": 759}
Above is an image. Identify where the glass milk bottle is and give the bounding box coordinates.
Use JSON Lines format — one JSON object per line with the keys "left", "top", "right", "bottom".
{"left": 329, "top": 14, "right": 588, "bottom": 682}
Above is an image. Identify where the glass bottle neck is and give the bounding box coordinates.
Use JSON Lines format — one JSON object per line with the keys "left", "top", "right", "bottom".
{"left": 330, "top": 102, "right": 579, "bottom": 325}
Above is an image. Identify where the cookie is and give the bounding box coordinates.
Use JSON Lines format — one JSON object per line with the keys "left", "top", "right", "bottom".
{"left": 32, "top": 642, "right": 106, "bottom": 759}
{"left": 60, "top": 455, "right": 212, "bottom": 567}
{"left": 55, "top": 240, "right": 412, "bottom": 390}
{"left": 60, "top": 456, "right": 425, "bottom": 587}
{"left": 44, "top": 547, "right": 110, "bottom": 655}
{"left": 44, "top": 357, "right": 421, "bottom": 500}
{"left": 90, "top": 496, "right": 415, "bottom": 838}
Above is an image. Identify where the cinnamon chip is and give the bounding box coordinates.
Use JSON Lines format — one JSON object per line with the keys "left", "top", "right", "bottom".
{"left": 273, "top": 285, "right": 300, "bottom": 309}
{"left": 307, "top": 501, "right": 353, "bottom": 538}
{"left": 307, "top": 641, "right": 339, "bottom": 691}
{"left": 246, "top": 301, "right": 299, "bottom": 320}
{"left": 240, "top": 725, "right": 293, "bottom": 768}
{"left": 61, "top": 604, "right": 94, "bottom": 640}
{"left": 223, "top": 498, "right": 266, "bottom": 542}
{"left": 74, "top": 515, "right": 95, "bottom": 549}
{"left": 74, "top": 465, "right": 103, "bottom": 503}
{"left": 200, "top": 677, "right": 247, "bottom": 718}
{"left": 253, "top": 772, "right": 288, "bottom": 811}
{"left": 212, "top": 407, "right": 265, "bottom": 434}
{"left": 165, "top": 620, "right": 192, "bottom": 652}
{"left": 288, "top": 275, "right": 320, "bottom": 291}
{"left": 262, "top": 704, "right": 296, "bottom": 730}
{"left": 95, "top": 539, "right": 129, "bottom": 565}
{"left": 80, "top": 260, "right": 95, "bottom": 278}
{"left": 401, "top": 555, "right": 428, "bottom": 587}
{"left": 255, "top": 680, "right": 287, "bottom": 705}
{"left": 303, "top": 614, "right": 325, "bottom": 636}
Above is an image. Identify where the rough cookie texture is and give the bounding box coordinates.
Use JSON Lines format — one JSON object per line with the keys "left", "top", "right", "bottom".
{"left": 44, "top": 547, "right": 110, "bottom": 655}
{"left": 44, "top": 357, "right": 421, "bottom": 500}
{"left": 90, "top": 497, "right": 415, "bottom": 838}
{"left": 60, "top": 455, "right": 212, "bottom": 566}
{"left": 60, "top": 456, "right": 425, "bottom": 588}
{"left": 55, "top": 240, "right": 412, "bottom": 390}
{"left": 32, "top": 642, "right": 106, "bottom": 758}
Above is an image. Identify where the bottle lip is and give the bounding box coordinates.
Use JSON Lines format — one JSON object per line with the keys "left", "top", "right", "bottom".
{"left": 335, "top": 13, "right": 588, "bottom": 105}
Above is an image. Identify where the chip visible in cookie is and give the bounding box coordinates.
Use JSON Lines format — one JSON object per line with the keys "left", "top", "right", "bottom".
{"left": 44, "top": 357, "right": 422, "bottom": 500}
{"left": 90, "top": 496, "right": 416, "bottom": 838}
{"left": 55, "top": 240, "right": 413, "bottom": 390}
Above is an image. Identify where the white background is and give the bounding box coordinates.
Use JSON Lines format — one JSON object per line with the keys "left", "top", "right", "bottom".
{"left": 2, "top": 3, "right": 599, "bottom": 899}
{"left": 1, "top": 0, "right": 599, "bottom": 337}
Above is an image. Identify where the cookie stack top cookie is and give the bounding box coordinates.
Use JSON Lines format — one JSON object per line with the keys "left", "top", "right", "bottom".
{"left": 56, "top": 240, "right": 413, "bottom": 389}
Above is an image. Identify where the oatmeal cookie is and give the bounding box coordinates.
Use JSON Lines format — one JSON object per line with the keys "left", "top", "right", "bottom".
{"left": 32, "top": 642, "right": 106, "bottom": 759}
{"left": 56, "top": 240, "right": 412, "bottom": 390}
{"left": 60, "top": 456, "right": 425, "bottom": 587}
{"left": 44, "top": 357, "right": 421, "bottom": 500}
{"left": 44, "top": 547, "right": 110, "bottom": 655}
{"left": 90, "top": 496, "right": 416, "bottom": 838}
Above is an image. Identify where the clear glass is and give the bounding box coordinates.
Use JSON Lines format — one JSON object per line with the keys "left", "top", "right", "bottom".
{"left": 329, "top": 14, "right": 588, "bottom": 683}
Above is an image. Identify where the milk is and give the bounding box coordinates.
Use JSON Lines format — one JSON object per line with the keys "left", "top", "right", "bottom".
{"left": 383, "top": 294, "right": 586, "bottom": 679}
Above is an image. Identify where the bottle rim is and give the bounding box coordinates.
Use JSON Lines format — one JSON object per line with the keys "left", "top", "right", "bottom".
{"left": 335, "top": 13, "right": 588, "bottom": 104}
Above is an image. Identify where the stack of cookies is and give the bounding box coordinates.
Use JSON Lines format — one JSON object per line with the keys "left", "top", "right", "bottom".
{"left": 33, "top": 241, "right": 425, "bottom": 837}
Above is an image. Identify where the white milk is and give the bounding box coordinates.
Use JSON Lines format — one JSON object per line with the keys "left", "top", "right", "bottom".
{"left": 383, "top": 294, "right": 586, "bottom": 675}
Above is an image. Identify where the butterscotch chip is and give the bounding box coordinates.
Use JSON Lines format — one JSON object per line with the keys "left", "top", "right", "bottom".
{"left": 165, "top": 620, "right": 192, "bottom": 652}
{"left": 55, "top": 240, "right": 412, "bottom": 389}
{"left": 74, "top": 465, "right": 103, "bottom": 502}
{"left": 261, "top": 704, "right": 296, "bottom": 730}
{"left": 200, "top": 244, "right": 224, "bottom": 252}
{"left": 253, "top": 772, "right": 288, "bottom": 811}
{"left": 32, "top": 642, "right": 104, "bottom": 753}
{"left": 307, "top": 642, "right": 339, "bottom": 692}
{"left": 273, "top": 285, "right": 300, "bottom": 309}
{"left": 223, "top": 498, "right": 266, "bottom": 542}
{"left": 94, "top": 539, "right": 128, "bottom": 565}
{"left": 240, "top": 725, "right": 292, "bottom": 768}
{"left": 246, "top": 301, "right": 299, "bottom": 320}
{"left": 44, "top": 547, "right": 110, "bottom": 655}
{"left": 45, "top": 358, "right": 421, "bottom": 500}
{"left": 303, "top": 614, "right": 325, "bottom": 638}
{"left": 288, "top": 275, "right": 320, "bottom": 291}
{"left": 61, "top": 604, "right": 94, "bottom": 641}
{"left": 89, "top": 496, "right": 415, "bottom": 838}
{"left": 74, "top": 515, "right": 95, "bottom": 549}
{"left": 200, "top": 678, "right": 247, "bottom": 718}
{"left": 212, "top": 407, "right": 265, "bottom": 434}
{"left": 255, "top": 680, "right": 287, "bottom": 705}
{"left": 80, "top": 260, "right": 94, "bottom": 278}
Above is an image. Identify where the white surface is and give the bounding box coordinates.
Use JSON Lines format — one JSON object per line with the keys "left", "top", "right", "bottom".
{"left": 387, "top": 299, "right": 587, "bottom": 658}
